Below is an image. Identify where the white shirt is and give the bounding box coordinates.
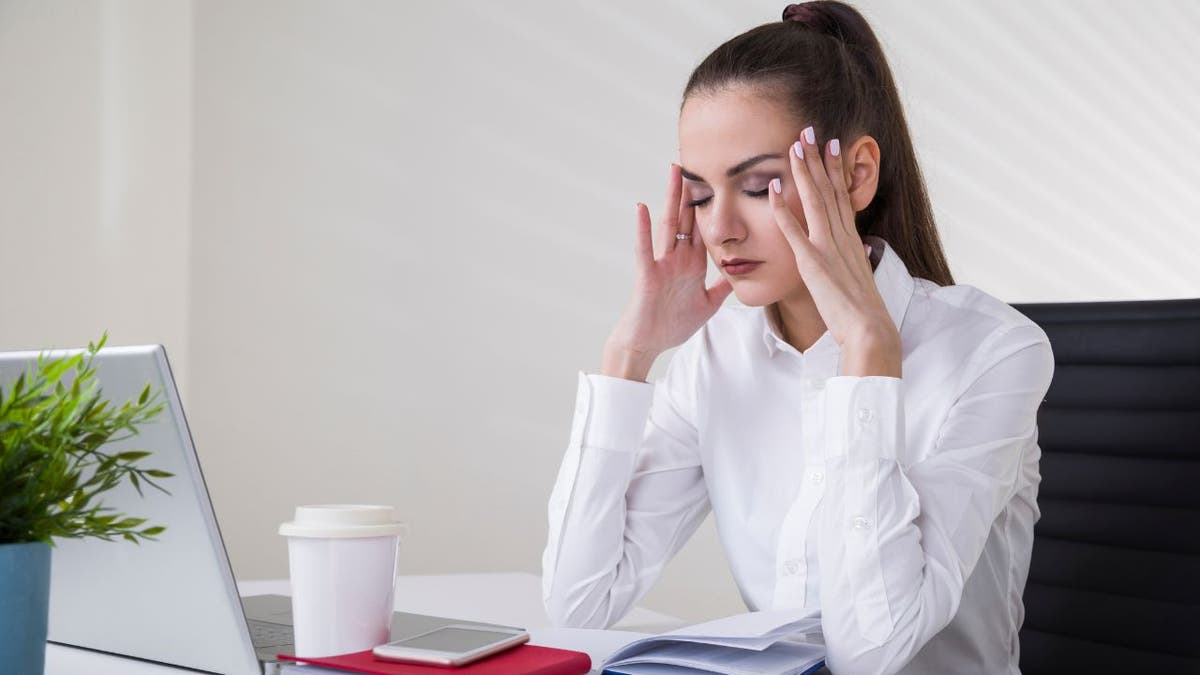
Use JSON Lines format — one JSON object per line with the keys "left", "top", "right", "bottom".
{"left": 540, "top": 235, "right": 1056, "bottom": 674}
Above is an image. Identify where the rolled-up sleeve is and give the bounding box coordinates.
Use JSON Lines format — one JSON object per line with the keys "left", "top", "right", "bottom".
{"left": 815, "top": 322, "right": 1055, "bottom": 674}
{"left": 542, "top": 335, "right": 711, "bottom": 629}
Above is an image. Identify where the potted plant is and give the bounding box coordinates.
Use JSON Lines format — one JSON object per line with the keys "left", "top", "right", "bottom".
{"left": 0, "top": 334, "right": 174, "bottom": 674}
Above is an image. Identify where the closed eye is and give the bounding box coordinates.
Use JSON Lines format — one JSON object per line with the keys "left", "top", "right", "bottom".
{"left": 688, "top": 188, "right": 770, "bottom": 208}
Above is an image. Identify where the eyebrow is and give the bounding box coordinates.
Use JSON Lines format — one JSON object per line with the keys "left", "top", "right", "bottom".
{"left": 678, "top": 153, "right": 784, "bottom": 183}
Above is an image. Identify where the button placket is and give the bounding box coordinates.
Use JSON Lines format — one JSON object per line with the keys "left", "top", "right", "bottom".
{"left": 771, "top": 363, "right": 832, "bottom": 610}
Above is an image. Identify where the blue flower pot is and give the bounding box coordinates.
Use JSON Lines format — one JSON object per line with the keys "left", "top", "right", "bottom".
{"left": 0, "top": 541, "right": 51, "bottom": 675}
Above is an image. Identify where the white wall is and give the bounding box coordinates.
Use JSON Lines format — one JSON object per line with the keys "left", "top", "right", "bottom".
{"left": 0, "top": 0, "right": 192, "bottom": 390}
{"left": 3, "top": 0, "right": 1198, "bottom": 623}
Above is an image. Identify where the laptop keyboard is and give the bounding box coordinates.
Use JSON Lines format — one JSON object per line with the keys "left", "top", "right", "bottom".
{"left": 248, "top": 619, "right": 294, "bottom": 648}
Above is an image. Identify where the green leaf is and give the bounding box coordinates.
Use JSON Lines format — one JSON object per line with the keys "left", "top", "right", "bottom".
{"left": 49, "top": 353, "right": 83, "bottom": 380}
{"left": 2, "top": 332, "right": 173, "bottom": 545}
{"left": 96, "top": 455, "right": 119, "bottom": 474}
{"left": 85, "top": 400, "right": 109, "bottom": 421}
{"left": 113, "top": 517, "right": 147, "bottom": 529}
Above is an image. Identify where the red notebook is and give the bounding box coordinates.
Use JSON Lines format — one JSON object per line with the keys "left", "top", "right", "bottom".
{"left": 277, "top": 644, "right": 591, "bottom": 675}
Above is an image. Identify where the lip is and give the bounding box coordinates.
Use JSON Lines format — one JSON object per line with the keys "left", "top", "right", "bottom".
{"left": 720, "top": 257, "right": 762, "bottom": 266}
{"left": 722, "top": 261, "right": 763, "bottom": 275}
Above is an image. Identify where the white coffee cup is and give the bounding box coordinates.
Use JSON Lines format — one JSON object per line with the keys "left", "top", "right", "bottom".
{"left": 278, "top": 504, "right": 408, "bottom": 657}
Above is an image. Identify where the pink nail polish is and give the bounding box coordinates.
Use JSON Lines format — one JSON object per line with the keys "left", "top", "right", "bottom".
{"left": 770, "top": 178, "right": 781, "bottom": 194}
{"left": 803, "top": 126, "right": 815, "bottom": 144}
{"left": 831, "top": 138, "right": 840, "bottom": 156}
{"left": 792, "top": 141, "right": 803, "bottom": 159}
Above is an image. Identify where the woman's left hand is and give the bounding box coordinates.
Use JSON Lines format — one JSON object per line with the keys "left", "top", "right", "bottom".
{"left": 768, "top": 125, "right": 901, "bottom": 377}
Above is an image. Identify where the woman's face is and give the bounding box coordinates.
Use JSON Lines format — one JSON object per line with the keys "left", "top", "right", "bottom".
{"left": 677, "top": 88, "right": 817, "bottom": 307}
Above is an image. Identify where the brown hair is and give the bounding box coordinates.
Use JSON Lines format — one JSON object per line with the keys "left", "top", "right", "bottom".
{"left": 681, "top": 1, "right": 955, "bottom": 286}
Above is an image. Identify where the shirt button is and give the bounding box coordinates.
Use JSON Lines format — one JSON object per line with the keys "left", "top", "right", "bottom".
{"left": 783, "top": 559, "right": 801, "bottom": 576}
{"left": 810, "top": 471, "right": 824, "bottom": 485}
{"left": 852, "top": 516, "right": 872, "bottom": 530}
{"left": 856, "top": 407, "right": 874, "bottom": 423}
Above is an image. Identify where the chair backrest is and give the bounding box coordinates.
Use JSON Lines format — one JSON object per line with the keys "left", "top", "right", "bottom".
{"left": 1010, "top": 297, "right": 1200, "bottom": 673}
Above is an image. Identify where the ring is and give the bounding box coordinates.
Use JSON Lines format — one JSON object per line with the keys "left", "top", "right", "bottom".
{"left": 675, "top": 233, "right": 691, "bottom": 240}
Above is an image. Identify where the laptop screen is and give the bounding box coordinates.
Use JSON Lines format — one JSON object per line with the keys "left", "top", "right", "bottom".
{"left": 0, "top": 345, "right": 263, "bottom": 675}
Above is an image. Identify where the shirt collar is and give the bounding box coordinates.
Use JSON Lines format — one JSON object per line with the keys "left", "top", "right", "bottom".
{"left": 761, "top": 235, "right": 915, "bottom": 358}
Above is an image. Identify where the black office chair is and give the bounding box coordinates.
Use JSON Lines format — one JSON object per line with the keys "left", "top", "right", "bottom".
{"left": 1010, "top": 298, "right": 1200, "bottom": 673}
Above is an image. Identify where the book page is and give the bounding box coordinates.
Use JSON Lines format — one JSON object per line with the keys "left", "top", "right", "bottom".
{"left": 605, "top": 638, "right": 824, "bottom": 675}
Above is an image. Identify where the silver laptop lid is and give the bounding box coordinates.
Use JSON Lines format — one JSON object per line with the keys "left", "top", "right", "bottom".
{"left": 0, "top": 344, "right": 262, "bottom": 675}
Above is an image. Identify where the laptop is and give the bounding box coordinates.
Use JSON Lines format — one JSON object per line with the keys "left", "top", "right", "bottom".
{"left": 0, "top": 344, "right": 507, "bottom": 674}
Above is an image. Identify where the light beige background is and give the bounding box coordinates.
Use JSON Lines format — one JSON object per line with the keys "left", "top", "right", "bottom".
{"left": 2, "top": 0, "right": 1197, "bottom": 622}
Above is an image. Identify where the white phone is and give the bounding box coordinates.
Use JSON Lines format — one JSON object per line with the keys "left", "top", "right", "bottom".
{"left": 372, "top": 623, "right": 531, "bottom": 667}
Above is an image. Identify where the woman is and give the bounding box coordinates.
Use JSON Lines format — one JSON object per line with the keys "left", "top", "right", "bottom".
{"left": 541, "top": 2, "right": 1054, "bottom": 673}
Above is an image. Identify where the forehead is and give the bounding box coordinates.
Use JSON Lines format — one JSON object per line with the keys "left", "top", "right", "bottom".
{"left": 679, "top": 89, "right": 795, "bottom": 169}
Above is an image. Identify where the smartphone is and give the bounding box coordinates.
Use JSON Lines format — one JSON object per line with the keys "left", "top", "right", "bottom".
{"left": 372, "top": 624, "right": 531, "bottom": 667}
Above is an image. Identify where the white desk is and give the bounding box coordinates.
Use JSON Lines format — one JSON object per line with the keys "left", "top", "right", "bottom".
{"left": 46, "top": 572, "right": 686, "bottom": 674}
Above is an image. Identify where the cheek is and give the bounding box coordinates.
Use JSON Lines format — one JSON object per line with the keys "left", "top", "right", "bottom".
{"left": 755, "top": 217, "right": 798, "bottom": 253}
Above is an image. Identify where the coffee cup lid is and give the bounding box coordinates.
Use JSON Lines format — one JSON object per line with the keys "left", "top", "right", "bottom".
{"left": 278, "top": 504, "right": 407, "bottom": 539}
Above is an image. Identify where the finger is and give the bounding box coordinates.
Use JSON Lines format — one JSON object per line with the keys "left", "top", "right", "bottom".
{"left": 825, "top": 138, "right": 858, "bottom": 244}
{"left": 677, "top": 180, "right": 697, "bottom": 246}
{"left": 659, "top": 163, "right": 683, "bottom": 253}
{"left": 823, "top": 136, "right": 870, "bottom": 280}
{"left": 634, "top": 202, "right": 654, "bottom": 271}
{"left": 806, "top": 128, "right": 847, "bottom": 249}
{"left": 768, "top": 175, "right": 818, "bottom": 270}
{"left": 706, "top": 274, "right": 734, "bottom": 308}
{"left": 788, "top": 129, "right": 834, "bottom": 252}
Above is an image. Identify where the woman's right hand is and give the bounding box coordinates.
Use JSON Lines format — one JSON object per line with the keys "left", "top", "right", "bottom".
{"left": 603, "top": 163, "right": 734, "bottom": 378}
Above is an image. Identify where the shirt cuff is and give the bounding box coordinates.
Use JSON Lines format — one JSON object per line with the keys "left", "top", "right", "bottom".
{"left": 823, "top": 375, "right": 904, "bottom": 463}
{"left": 573, "top": 370, "right": 655, "bottom": 451}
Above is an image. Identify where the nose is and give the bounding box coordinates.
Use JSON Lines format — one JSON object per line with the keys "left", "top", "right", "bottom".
{"left": 702, "top": 200, "right": 748, "bottom": 246}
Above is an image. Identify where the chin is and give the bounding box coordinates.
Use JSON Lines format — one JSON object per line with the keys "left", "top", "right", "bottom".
{"left": 729, "top": 281, "right": 783, "bottom": 308}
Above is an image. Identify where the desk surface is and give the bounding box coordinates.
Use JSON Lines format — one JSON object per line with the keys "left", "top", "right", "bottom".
{"left": 46, "top": 572, "right": 686, "bottom": 674}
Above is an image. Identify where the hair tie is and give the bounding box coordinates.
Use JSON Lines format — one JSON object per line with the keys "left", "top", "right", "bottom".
{"left": 781, "top": 3, "right": 817, "bottom": 23}
{"left": 781, "top": 2, "right": 849, "bottom": 45}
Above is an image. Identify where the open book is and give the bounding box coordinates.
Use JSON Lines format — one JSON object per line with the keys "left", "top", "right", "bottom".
{"left": 534, "top": 607, "right": 826, "bottom": 675}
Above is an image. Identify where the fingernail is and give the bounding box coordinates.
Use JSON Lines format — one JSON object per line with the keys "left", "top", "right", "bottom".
{"left": 803, "top": 126, "right": 815, "bottom": 144}
{"left": 792, "top": 140, "right": 803, "bottom": 159}
{"left": 863, "top": 242, "right": 871, "bottom": 257}
{"left": 831, "top": 138, "right": 840, "bottom": 156}
{"left": 770, "top": 178, "right": 781, "bottom": 194}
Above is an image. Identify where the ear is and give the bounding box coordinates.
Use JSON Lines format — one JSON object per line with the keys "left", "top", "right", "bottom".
{"left": 841, "top": 134, "right": 881, "bottom": 213}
